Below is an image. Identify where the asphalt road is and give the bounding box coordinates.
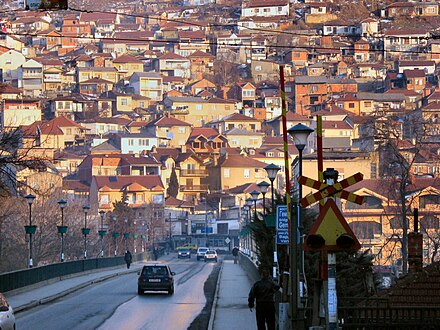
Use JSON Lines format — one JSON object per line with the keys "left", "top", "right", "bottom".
{"left": 15, "top": 257, "right": 220, "bottom": 330}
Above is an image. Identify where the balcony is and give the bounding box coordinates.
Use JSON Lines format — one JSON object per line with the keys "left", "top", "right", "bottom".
{"left": 180, "top": 184, "right": 209, "bottom": 192}
{"left": 180, "top": 169, "right": 208, "bottom": 177}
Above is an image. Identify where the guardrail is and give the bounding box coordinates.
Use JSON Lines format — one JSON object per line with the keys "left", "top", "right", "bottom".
{"left": 0, "top": 251, "right": 154, "bottom": 293}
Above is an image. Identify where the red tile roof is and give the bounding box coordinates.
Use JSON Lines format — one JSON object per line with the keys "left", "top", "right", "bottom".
{"left": 94, "top": 175, "right": 164, "bottom": 191}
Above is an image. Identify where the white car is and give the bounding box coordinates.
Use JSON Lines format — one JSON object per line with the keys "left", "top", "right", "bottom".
{"left": 204, "top": 250, "right": 218, "bottom": 262}
{"left": 0, "top": 293, "right": 15, "bottom": 330}
{"left": 197, "top": 247, "right": 209, "bottom": 260}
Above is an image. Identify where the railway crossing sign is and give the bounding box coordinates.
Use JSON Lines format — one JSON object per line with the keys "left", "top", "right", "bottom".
{"left": 304, "top": 199, "right": 361, "bottom": 252}
{"left": 299, "top": 172, "right": 365, "bottom": 208}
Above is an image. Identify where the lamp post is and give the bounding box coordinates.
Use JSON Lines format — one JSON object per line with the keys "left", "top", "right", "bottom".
{"left": 124, "top": 219, "right": 130, "bottom": 252}
{"left": 82, "top": 205, "right": 90, "bottom": 259}
{"left": 57, "top": 199, "right": 68, "bottom": 263}
{"left": 111, "top": 215, "right": 118, "bottom": 256}
{"left": 257, "top": 181, "right": 270, "bottom": 216}
{"left": 287, "top": 123, "right": 314, "bottom": 326}
{"left": 250, "top": 190, "right": 260, "bottom": 219}
{"left": 98, "top": 210, "right": 107, "bottom": 257}
{"left": 264, "top": 163, "right": 281, "bottom": 213}
{"left": 24, "top": 194, "right": 36, "bottom": 268}
{"left": 245, "top": 198, "right": 253, "bottom": 256}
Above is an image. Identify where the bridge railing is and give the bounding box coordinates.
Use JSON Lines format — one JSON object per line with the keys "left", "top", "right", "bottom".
{"left": 0, "top": 251, "right": 154, "bottom": 293}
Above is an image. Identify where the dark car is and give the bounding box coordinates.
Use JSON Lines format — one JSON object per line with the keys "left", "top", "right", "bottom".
{"left": 138, "top": 264, "right": 175, "bottom": 295}
{"left": 177, "top": 248, "right": 191, "bottom": 259}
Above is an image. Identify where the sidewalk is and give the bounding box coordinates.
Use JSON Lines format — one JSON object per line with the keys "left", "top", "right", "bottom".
{"left": 209, "top": 259, "right": 256, "bottom": 330}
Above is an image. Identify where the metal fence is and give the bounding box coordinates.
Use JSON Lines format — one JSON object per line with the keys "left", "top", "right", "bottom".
{"left": 0, "top": 251, "right": 153, "bottom": 293}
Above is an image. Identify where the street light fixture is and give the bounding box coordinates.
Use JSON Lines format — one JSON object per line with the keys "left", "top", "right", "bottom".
{"left": 82, "top": 205, "right": 90, "bottom": 259}
{"left": 24, "top": 194, "right": 36, "bottom": 268}
{"left": 287, "top": 123, "right": 314, "bottom": 326}
{"left": 264, "top": 163, "right": 281, "bottom": 213}
{"left": 57, "top": 199, "right": 68, "bottom": 263}
{"left": 257, "top": 181, "right": 270, "bottom": 216}
{"left": 111, "top": 215, "right": 119, "bottom": 256}
{"left": 98, "top": 210, "right": 107, "bottom": 257}
{"left": 250, "top": 190, "right": 260, "bottom": 220}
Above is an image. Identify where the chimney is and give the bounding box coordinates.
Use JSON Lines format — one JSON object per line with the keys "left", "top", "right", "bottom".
{"left": 408, "top": 208, "right": 423, "bottom": 274}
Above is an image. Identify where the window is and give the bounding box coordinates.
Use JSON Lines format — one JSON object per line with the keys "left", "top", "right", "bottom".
{"left": 121, "top": 98, "right": 128, "bottom": 106}
{"left": 267, "top": 152, "right": 274, "bottom": 157}
{"left": 349, "top": 103, "right": 355, "bottom": 108}
{"left": 178, "top": 127, "right": 186, "bottom": 133}
{"left": 196, "top": 104, "right": 202, "bottom": 110}
{"left": 310, "top": 85, "right": 318, "bottom": 93}
{"left": 152, "top": 194, "right": 164, "bottom": 204}
{"left": 100, "top": 194, "right": 109, "bottom": 204}
{"left": 128, "top": 139, "right": 134, "bottom": 146}
{"left": 224, "top": 168, "right": 230, "bottom": 178}
{"left": 244, "top": 168, "right": 250, "bottom": 178}
{"left": 137, "top": 194, "right": 144, "bottom": 202}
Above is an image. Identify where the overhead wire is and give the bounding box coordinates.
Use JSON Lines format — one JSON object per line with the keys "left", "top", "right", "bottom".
{"left": 0, "top": 6, "right": 438, "bottom": 55}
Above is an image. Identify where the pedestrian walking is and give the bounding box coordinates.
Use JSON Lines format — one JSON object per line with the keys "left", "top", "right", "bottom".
{"left": 124, "top": 250, "right": 132, "bottom": 269}
{"left": 232, "top": 246, "right": 239, "bottom": 264}
{"left": 248, "top": 268, "right": 280, "bottom": 330}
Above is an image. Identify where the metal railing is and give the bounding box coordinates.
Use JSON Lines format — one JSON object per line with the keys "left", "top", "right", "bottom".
{"left": 0, "top": 251, "right": 152, "bottom": 293}
{"left": 180, "top": 169, "right": 208, "bottom": 176}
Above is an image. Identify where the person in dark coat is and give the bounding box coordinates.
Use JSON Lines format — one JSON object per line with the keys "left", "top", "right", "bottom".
{"left": 124, "top": 250, "right": 132, "bottom": 269}
{"left": 232, "top": 246, "right": 239, "bottom": 264}
{"left": 248, "top": 268, "right": 280, "bottom": 330}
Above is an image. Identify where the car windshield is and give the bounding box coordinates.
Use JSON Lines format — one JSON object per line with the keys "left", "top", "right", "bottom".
{"left": 180, "top": 248, "right": 189, "bottom": 252}
{"left": 142, "top": 266, "right": 168, "bottom": 276}
{"left": 206, "top": 251, "right": 215, "bottom": 255}
{"left": 199, "top": 248, "right": 208, "bottom": 252}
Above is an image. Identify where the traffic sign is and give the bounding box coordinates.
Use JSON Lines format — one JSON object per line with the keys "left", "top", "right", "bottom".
{"left": 299, "top": 173, "right": 365, "bottom": 207}
{"left": 277, "top": 231, "right": 289, "bottom": 244}
{"left": 276, "top": 205, "right": 288, "bottom": 231}
{"left": 225, "top": 237, "right": 231, "bottom": 244}
{"left": 304, "top": 199, "right": 360, "bottom": 251}
{"left": 276, "top": 205, "right": 289, "bottom": 244}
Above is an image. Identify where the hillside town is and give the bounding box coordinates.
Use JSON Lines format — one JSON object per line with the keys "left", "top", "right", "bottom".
{"left": 0, "top": 0, "right": 440, "bottom": 283}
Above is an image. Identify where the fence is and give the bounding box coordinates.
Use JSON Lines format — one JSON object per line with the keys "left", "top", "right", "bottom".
{"left": 0, "top": 251, "right": 153, "bottom": 293}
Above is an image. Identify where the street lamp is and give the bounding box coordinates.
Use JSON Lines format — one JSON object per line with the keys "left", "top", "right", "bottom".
{"left": 57, "top": 199, "right": 68, "bottom": 263}
{"left": 82, "top": 205, "right": 90, "bottom": 259}
{"left": 264, "top": 163, "right": 281, "bottom": 213}
{"left": 250, "top": 190, "right": 260, "bottom": 219}
{"left": 257, "top": 181, "right": 270, "bottom": 216}
{"left": 124, "top": 219, "right": 130, "bottom": 252}
{"left": 24, "top": 194, "right": 36, "bottom": 268}
{"left": 98, "top": 210, "right": 107, "bottom": 257}
{"left": 287, "top": 123, "right": 314, "bottom": 326}
{"left": 111, "top": 215, "right": 119, "bottom": 256}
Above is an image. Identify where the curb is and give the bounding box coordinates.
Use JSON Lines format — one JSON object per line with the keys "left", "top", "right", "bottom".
{"left": 207, "top": 260, "right": 223, "bottom": 330}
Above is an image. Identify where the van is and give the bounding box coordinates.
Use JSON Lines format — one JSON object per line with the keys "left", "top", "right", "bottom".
{"left": 197, "top": 247, "right": 209, "bottom": 260}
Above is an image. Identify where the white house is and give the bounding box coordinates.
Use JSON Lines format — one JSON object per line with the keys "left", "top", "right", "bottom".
{"left": 241, "top": 0, "right": 289, "bottom": 18}
{"left": 0, "top": 49, "right": 26, "bottom": 86}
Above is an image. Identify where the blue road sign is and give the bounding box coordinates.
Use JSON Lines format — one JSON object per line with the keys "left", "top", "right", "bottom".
{"left": 276, "top": 205, "right": 289, "bottom": 244}
{"left": 277, "top": 231, "right": 289, "bottom": 244}
{"left": 276, "top": 205, "right": 288, "bottom": 230}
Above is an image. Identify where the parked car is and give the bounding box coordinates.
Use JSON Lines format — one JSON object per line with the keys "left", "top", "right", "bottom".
{"left": 177, "top": 248, "right": 191, "bottom": 259}
{"left": 138, "top": 264, "right": 175, "bottom": 295}
{"left": 0, "top": 293, "right": 15, "bottom": 330}
{"left": 204, "top": 250, "right": 218, "bottom": 262}
{"left": 197, "top": 247, "right": 209, "bottom": 260}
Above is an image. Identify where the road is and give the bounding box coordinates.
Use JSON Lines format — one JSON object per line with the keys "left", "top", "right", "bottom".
{"left": 15, "top": 257, "right": 217, "bottom": 330}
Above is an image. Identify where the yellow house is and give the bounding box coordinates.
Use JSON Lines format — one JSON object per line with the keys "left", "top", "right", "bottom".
{"left": 164, "top": 96, "right": 238, "bottom": 127}
{"left": 113, "top": 54, "right": 144, "bottom": 79}
{"left": 90, "top": 175, "right": 165, "bottom": 211}
{"left": 208, "top": 152, "right": 268, "bottom": 191}
{"left": 143, "top": 115, "right": 192, "bottom": 147}
{"left": 129, "top": 72, "right": 163, "bottom": 102}
{"left": 1, "top": 98, "right": 41, "bottom": 128}
{"left": 339, "top": 178, "right": 440, "bottom": 268}
{"left": 76, "top": 67, "right": 119, "bottom": 84}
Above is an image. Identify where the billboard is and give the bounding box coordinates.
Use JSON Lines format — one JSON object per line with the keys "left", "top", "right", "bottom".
{"left": 25, "top": 0, "right": 68, "bottom": 10}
